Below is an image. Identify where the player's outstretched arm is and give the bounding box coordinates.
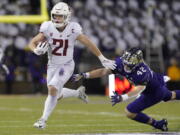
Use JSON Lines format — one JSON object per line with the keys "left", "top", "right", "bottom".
{"left": 71, "top": 68, "right": 112, "bottom": 82}
{"left": 77, "top": 34, "right": 116, "bottom": 70}
{"left": 111, "top": 85, "right": 146, "bottom": 106}
{"left": 88, "top": 68, "right": 112, "bottom": 78}
{"left": 128, "top": 85, "right": 146, "bottom": 97}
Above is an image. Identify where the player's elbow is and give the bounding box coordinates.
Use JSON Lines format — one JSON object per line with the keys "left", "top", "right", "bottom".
{"left": 101, "top": 68, "right": 111, "bottom": 76}
{"left": 135, "top": 85, "right": 146, "bottom": 92}
{"left": 77, "top": 34, "right": 90, "bottom": 46}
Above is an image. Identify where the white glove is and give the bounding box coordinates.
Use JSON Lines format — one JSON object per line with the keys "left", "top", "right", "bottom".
{"left": 34, "top": 41, "right": 49, "bottom": 55}
{"left": 163, "top": 76, "right": 171, "bottom": 82}
{"left": 98, "top": 55, "right": 116, "bottom": 70}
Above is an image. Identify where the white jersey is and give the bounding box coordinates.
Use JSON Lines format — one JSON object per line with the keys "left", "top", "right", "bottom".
{"left": 39, "top": 21, "right": 82, "bottom": 66}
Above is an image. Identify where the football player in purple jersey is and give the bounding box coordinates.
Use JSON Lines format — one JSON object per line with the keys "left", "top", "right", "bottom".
{"left": 72, "top": 47, "right": 180, "bottom": 131}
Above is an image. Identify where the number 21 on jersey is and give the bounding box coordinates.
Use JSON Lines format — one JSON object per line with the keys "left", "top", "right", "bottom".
{"left": 52, "top": 39, "right": 68, "bottom": 56}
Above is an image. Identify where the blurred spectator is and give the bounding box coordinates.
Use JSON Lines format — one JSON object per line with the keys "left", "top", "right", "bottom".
{"left": 4, "top": 58, "right": 16, "bottom": 94}
{"left": 167, "top": 57, "right": 180, "bottom": 90}
{"left": 0, "top": 0, "right": 179, "bottom": 94}
{"left": 29, "top": 61, "right": 44, "bottom": 94}
{"left": 27, "top": 52, "right": 46, "bottom": 94}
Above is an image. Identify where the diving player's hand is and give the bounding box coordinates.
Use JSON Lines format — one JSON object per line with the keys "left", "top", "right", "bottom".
{"left": 111, "top": 91, "right": 122, "bottom": 106}
{"left": 98, "top": 55, "right": 116, "bottom": 70}
{"left": 71, "top": 73, "right": 86, "bottom": 82}
{"left": 34, "top": 41, "right": 49, "bottom": 55}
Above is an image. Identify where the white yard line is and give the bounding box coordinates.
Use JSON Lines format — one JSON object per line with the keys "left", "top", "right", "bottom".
{"left": 0, "top": 123, "right": 179, "bottom": 128}
{"left": 57, "top": 110, "right": 180, "bottom": 120}
{"left": 57, "top": 110, "right": 124, "bottom": 117}
{"left": 30, "top": 132, "right": 180, "bottom": 135}
{"left": 0, "top": 107, "right": 179, "bottom": 120}
{"left": 0, "top": 107, "right": 34, "bottom": 112}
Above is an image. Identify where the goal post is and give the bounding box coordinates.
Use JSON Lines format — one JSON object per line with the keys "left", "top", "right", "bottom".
{"left": 0, "top": 0, "right": 49, "bottom": 24}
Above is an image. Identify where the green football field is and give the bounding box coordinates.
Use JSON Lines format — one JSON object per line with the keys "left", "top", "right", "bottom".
{"left": 0, "top": 95, "right": 179, "bottom": 135}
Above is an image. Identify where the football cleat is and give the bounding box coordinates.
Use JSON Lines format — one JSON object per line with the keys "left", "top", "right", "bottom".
{"left": 153, "top": 119, "right": 168, "bottom": 131}
{"left": 78, "top": 86, "right": 89, "bottom": 103}
{"left": 33, "top": 118, "right": 46, "bottom": 129}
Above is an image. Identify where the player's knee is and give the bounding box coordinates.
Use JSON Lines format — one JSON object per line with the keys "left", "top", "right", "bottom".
{"left": 57, "top": 93, "right": 63, "bottom": 100}
{"left": 163, "top": 91, "right": 173, "bottom": 102}
{"left": 125, "top": 108, "right": 137, "bottom": 119}
{"left": 48, "top": 85, "right": 58, "bottom": 96}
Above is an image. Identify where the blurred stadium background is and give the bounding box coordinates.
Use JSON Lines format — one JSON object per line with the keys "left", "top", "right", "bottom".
{"left": 0, "top": 0, "right": 180, "bottom": 134}
{"left": 0, "top": 0, "right": 180, "bottom": 95}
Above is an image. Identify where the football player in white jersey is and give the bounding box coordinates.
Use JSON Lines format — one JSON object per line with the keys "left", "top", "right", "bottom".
{"left": 0, "top": 47, "right": 9, "bottom": 75}
{"left": 28, "top": 2, "right": 116, "bottom": 129}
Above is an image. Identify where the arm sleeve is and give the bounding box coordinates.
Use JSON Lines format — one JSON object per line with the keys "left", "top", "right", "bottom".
{"left": 39, "top": 21, "right": 49, "bottom": 37}
{"left": 73, "top": 22, "right": 83, "bottom": 39}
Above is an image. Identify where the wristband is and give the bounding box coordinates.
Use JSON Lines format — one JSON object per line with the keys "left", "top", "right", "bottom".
{"left": 121, "top": 94, "right": 129, "bottom": 101}
{"left": 83, "top": 72, "right": 90, "bottom": 78}
{"left": 98, "top": 54, "right": 105, "bottom": 61}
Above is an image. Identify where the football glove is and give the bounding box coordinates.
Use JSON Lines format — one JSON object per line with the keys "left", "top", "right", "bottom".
{"left": 34, "top": 41, "right": 49, "bottom": 55}
{"left": 111, "top": 91, "right": 123, "bottom": 106}
{"left": 71, "top": 73, "right": 87, "bottom": 82}
{"left": 98, "top": 55, "right": 116, "bottom": 70}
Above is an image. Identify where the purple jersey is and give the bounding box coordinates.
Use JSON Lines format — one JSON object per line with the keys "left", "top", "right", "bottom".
{"left": 112, "top": 57, "right": 165, "bottom": 94}
{"left": 112, "top": 57, "right": 173, "bottom": 114}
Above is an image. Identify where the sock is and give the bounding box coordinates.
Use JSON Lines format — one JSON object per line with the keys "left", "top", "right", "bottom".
{"left": 133, "top": 112, "right": 150, "bottom": 124}
{"left": 58, "top": 88, "right": 79, "bottom": 99}
{"left": 151, "top": 119, "right": 158, "bottom": 127}
{"left": 175, "top": 90, "right": 180, "bottom": 100}
{"left": 41, "top": 95, "right": 58, "bottom": 121}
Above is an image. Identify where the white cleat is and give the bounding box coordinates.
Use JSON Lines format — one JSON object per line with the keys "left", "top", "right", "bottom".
{"left": 33, "top": 118, "right": 46, "bottom": 129}
{"left": 78, "top": 86, "right": 89, "bottom": 103}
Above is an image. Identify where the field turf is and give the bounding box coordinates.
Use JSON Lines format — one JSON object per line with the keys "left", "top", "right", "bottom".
{"left": 0, "top": 95, "right": 179, "bottom": 135}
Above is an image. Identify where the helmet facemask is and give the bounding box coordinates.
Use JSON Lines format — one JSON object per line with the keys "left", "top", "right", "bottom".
{"left": 122, "top": 48, "right": 143, "bottom": 73}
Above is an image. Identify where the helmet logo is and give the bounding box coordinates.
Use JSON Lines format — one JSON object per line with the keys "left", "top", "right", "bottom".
{"left": 122, "top": 48, "right": 143, "bottom": 72}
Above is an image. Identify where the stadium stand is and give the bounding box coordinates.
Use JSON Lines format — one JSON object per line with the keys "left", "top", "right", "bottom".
{"left": 0, "top": 0, "right": 179, "bottom": 93}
